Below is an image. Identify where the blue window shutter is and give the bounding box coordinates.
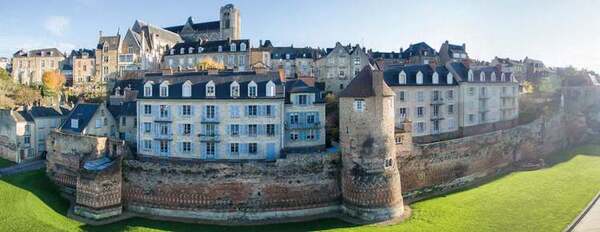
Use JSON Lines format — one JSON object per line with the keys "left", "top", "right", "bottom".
{"left": 191, "top": 105, "right": 195, "bottom": 115}
{"left": 299, "top": 113, "right": 306, "bottom": 126}
{"left": 226, "top": 124, "right": 231, "bottom": 135}
{"left": 190, "top": 124, "right": 195, "bottom": 135}
{"left": 214, "top": 143, "right": 219, "bottom": 158}
{"left": 300, "top": 131, "right": 306, "bottom": 140}
{"left": 153, "top": 141, "right": 159, "bottom": 154}
{"left": 258, "top": 125, "right": 265, "bottom": 135}
{"left": 316, "top": 129, "right": 321, "bottom": 140}
{"left": 152, "top": 105, "right": 158, "bottom": 117}
{"left": 244, "top": 106, "right": 249, "bottom": 116}
{"left": 177, "top": 124, "right": 183, "bottom": 135}
{"left": 286, "top": 113, "right": 291, "bottom": 125}
{"left": 259, "top": 105, "right": 265, "bottom": 116}
{"left": 273, "top": 105, "right": 277, "bottom": 116}
{"left": 201, "top": 124, "right": 206, "bottom": 135}
{"left": 215, "top": 106, "right": 220, "bottom": 119}
{"left": 241, "top": 143, "right": 248, "bottom": 154}
{"left": 190, "top": 142, "right": 195, "bottom": 154}
{"left": 200, "top": 143, "right": 206, "bottom": 159}
{"left": 176, "top": 142, "right": 181, "bottom": 154}
{"left": 274, "top": 124, "right": 279, "bottom": 135}
{"left": 241, "top": 124, "right": 247, "bottom": 136}
{"left": 177, "top": 105, "right": 182, "bottom": 116}
{"left": 229, "top": 106, "right": 234, "bottom": 117}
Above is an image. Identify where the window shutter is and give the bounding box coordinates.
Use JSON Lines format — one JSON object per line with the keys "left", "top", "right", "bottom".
{"left": 226, "top": 143, "right": 231, "bottom": 157}
{"left": 200, "top": 143, "right": 206, "bottom": 159}
{"left": 153, "top": 141, "right": 159, "bottom": 154}
{"left": 275, "top": 124, "right": 280, "bottom": 135}
{"left": 226, "top": 124, "right": 231, "bottom": 135}
{"left": 178, "top": 105, "right": 182, "bottom": 116}
{"left": 190, "top": 142, "right": 195, "bottom": 154}
{"left": 241, "top": 143, "right": 248, "bottom": 154}
{"left": 152, "top": 105, "right": 158, "bottom": 117}
{"left": 229, "top": 105, "right": 235, "bottom": 117}
{"left": 215, "top": 106, "right": 220, "bottom": 118}
{"left": 272, "top": 105, "right": 277, "bottom": 116}
{"left": 299, "top": 113, "right": 306, "bottom": 126}
{"left": 178, "top": 124, "right": 183, "bottom": 135}
{"left": 201, "top": 124, "right": 206, "bottom": 135}
{"left": 316, "top": 129, "right": 321, "bottom": 140}
{"left": 258, "top": 125, "right": 265, "bottom": 135}
{"left": 190, "top": 124, "right": 195, "bottom": 136}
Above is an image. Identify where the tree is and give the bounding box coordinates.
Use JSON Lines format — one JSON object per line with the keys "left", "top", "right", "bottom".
{"left": 42, "top": 71, "right": 65, "bottom": 96}
{"left": 13, "top": 86, "right": 41, "bottom": 106}
{"left": 0, "top": 68, "right": 9, "bottom": 81}
{"left": 196, "top": 58, "right": 225, "bottom": 71}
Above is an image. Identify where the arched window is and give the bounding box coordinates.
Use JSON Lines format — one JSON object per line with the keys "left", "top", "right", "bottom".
{"left": 188, "top": 47, "right": 194, "bottom": 54}
{"left": 266, "top": 81, "right": 276, "bottom": 97}
{"left": 432, "top": 72, "right": 439, "bottom": 84}
{"left": 206, "top": 80, "right": 215, "bottom": 97}
{"left": 240, "top": 43, "right": 247, "bottom": 52}
{"left": 230, "top": 81, "right": 240, "bottom": 97}
{"left": 491, "top": 72, "right": 497, "bottom": 82}
{"left": 416, "top": 71, "right": 423, "bottom": 85}
{"left": 399, "top": 71, "right": 407, "bottom": 84}
{"left": 218, "top": 46, "right": 223, "bottom": 52}
{"left": 501, "top": 72, "right": 506, "bottom": 82}
{"left": 480, "top": 71, "right": 486, "bottom": 82}
{"left": 230, "top": 43, "right": 236, "bottom": 52}
{"left": 197, "top": 47, "right": 204, "bottom": 53}
{"left": 143, "top": 81, "right": 153, "bottom": 97}
{"left": 447, "top": 73, "right": 453, "bottom": 84}
{"left": 180, "top": 48, "right": 185, "bottom": 54}
{"left": 182, "top": 80, "right": 192, "bottom": 97}
{"left": 248, "top": 81, "right": 257, "bottom": 97}
{"left": 159, "top": 81, "right": 169, "bottom": 97}
{"left": 170, "top": 49, "right": 174, "bottom": 55}
{"left": 468, "top": 70, "right": 474, "bottom": 82}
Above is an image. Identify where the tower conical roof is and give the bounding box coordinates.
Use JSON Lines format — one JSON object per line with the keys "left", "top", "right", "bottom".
{"left": 339, "top": 65, "right": 395, "bottom": 98}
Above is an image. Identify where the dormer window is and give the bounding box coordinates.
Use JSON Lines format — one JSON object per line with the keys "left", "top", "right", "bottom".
{"left": 416, "top": 71, "right": 424, "bottom": 85}
{"left": 71, "top": 119, "right": 79, "bottom": 129}
{"left": 501, "top": 72, "right": 506, "bottom": 82}
{"left": 144, "top": 81, "right": 153, "bottom": 97}
{"left": 285, "top": 54, "right": 291, "bottom": 60}
{"left": 230, "top": 43, "right": 236, "bottom": 52}
{"left": 170, "top": 49, "right": 174, "bottom": 55}
{"left": 188, "top": 47, "right": 194, "bottom": 54}
{"left": 198, "top": 47, "right": 203, "bottom": 53}
{"left": 266, "top": 81, "right": 276, "bottom": 97}
{"left": 480, "top": 72, "right": 486, "bottom": 82}
{"left": 491, "top": 72, "right": 497, "bottom": 82}
{"left": 240, "top": 43, "right": 247, "bottom": 52}
{"left": 432, "top": 72, "right": 439, "bottom": 84}
{"left": 468, "top": 70, "right": 474, "bottom": 82}
{"left": 248, "top": 81, "right": 257, "bottom": 98}
{"left": 206, "top": 81, "right": 215, "bottom": 97}
{"left": 159, "top": 81, "right": 169, "bottom": 97}
{"left": 447, "top": 73, "right": 453, "bottom": 84}
{"left": 180, "top": 48, "right": 185, "bottom": 54}
{"left": 399, "top": 71, "right": 407, "bottom": 84}
{"left": 230, "top": 81, "right": 240, "bottom": 97}
{"left": 182, "top": 80, "right": 192, "bottom": 97}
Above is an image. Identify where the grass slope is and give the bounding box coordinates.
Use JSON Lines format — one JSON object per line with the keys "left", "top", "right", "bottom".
{"left": 1, "top": 146, "right": 599, "bottom": 232}
{"left": 0, "top": 158, "right": 15, "bottom": 168}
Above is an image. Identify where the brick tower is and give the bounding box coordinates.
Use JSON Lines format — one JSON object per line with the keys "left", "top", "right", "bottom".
{"left": 338, "top": 65, "right": 404, "bottom": 222}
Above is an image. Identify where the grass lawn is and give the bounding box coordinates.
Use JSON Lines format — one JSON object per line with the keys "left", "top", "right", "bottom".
{"left": 0, "top": 157, "right": 15, "bottom": 168}
{"left": 1, "top": 145, "right": 600, "bottom": 232}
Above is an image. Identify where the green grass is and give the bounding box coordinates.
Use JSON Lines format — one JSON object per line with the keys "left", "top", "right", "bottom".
{"left": 1, "top": 145, "right": 600, "bottom": 232}
{"left": 0, "top": 157, "right": 15, "bottom": 168}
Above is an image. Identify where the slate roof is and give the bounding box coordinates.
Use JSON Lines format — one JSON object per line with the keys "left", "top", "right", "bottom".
{"left": 402, "top": 42, "right": 437, "bottom": 59}
{"left": 383, "top": 64, "right": 458, "bottom": 86}
{"left": 29, "top": 106, "right": 70, "bottom": 118}
{"left": 371, "top": 52, "right": 402, "bottom": 60}
{"left": 137, "top": 71, "right": 285, "bottom": 100}
{"left": 339, "top": 65, "right": 394, "bottom": 98}
{"left": 71, "top": 49, "right": 95, "bottom": 59}
{"left": 164, "top": 18, "right": 221, "bottom": 34}
{"left": 167, "top": 39, "right": 250, "bottom": 55}
{"left": 13, "top": 48, "right": 64, "bottom": 58}
{"left": 446, "top": 62, "right": 513, "bottom": 83}
{"left": 270, "top": 46, "right": 323, "bottom": 60}
{"left": 14, "top": 110, "right": 34, "bottom": 122}
{"left": 60, "top": 103, "right": 100, "bottom": 133}
{"left": 284, "top": 79, "right": 324, "bottom": 104}
{"left": 108, "top": 101, "right": 137, "bottom": 118}
{"left": 97, "top": 35, "right": 121, "bottom": 50}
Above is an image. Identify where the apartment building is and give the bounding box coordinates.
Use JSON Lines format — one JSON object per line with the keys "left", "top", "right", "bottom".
{"left": 163, "top": 39, "right": 250, "bottom": 71}
{"left": 11, "top": 48, "right": 65, "bottom": 85}
{"left": 315, "top": 42, "right": 370, "bottom": 94}
{"left": 71, "top": 49, "right": 96, "bottom": 86}
{"left": 283, "top": 79, "right": 326, "bottom": 152}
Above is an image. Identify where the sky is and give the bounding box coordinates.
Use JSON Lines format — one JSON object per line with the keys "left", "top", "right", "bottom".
{"left": 1, "top": 0, "right": 600, "bottom": 72}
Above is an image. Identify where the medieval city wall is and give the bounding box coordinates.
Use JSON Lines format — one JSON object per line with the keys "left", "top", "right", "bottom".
{"left": 121, "top": 152, "right": 342, "bottom": 224}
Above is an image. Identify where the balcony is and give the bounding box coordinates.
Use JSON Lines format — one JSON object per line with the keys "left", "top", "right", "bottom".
{"left": 285, "top": 121, "right": 322, "bottom": 129}
{"left": 430, "top": 114, "right": 444, "bottom": 121}
{"left": 199, "top": 133, "right": 221, "bottom": 142}
{"left": 479, "top": 94, "right": 490, "bottom": 100}
{"left": 201, "top": 116, "right": 220, "bottom": 124}
{"left": 154, "top": 113, "right": 172, "bottom": 122}
{"left": 430, "top": 98, "right": 445, "bottom": 105}
{"left": 154, "top": 133, "right": 173, "bottom": 140}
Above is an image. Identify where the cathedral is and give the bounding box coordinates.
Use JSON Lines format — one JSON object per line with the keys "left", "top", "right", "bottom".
{"left": 164, "top": 4, "right": 241, "bottom": 42}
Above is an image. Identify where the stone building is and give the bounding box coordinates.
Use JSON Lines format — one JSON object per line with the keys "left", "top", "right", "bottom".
{"left": 121, "top": 20, "right": 182, "bottom": 72}
{"left": 70, "top": 49, "right": 96, "bottom": 87}
{"left": 164, "top": 4, "right": 240, "bottom": 42}
{"left": 163, "top": 39, "right": 250, "bottom": 72}
{"left": 491, "top": 57, "right": 525, "bottom": 80}
{"left": 60, "top": 103, "right": 117, "bottom": 138}
{"left": 402, "top": 42, "right": 438, "bottom": 65}
{"left": 338, "top": 65, "right": 404, "bottom": 222}
{"left": 0, "top": 57, "right": 9, "bottom": 70}
{"left": 369, "top": 51, "right": 403, "bottom": 69}
{"left": 261, "top": 41, "right": 323, "bottom": 79}
{"left": 446, "top": 62, "right": 519, "bottom": 135}
{"left": 108, "top": 101, "right": 137, "bottom": 146}
{"left": 283, "top": 79, "right": 326, "bottom": 152}
{"left": 439, "top": 40, "right": 468, "bottom": 64}
{"left": 383, "top": 64, "right": 460, "bottom": 141}
{"left": 95, "top": 33, "right": 121, "bottom": 84}
{"left": 28, "top": 106, "right": 71, "bottom": 155}
{"left": 315, "top": 42, "right": 370, "bottom": 94}
{"left": 11, "top": 48, "right": 65, "bottom": 85}
{"left": 249, "top": 40, "right": 273, "bottom": 72}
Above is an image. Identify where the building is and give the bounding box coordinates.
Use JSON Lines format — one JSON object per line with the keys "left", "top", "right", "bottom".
{"left": 439, "top": 40, "right": 468, "bottom": 64}
{"left": 402, "top": 42, "right": 438, "bottom": 65}
{"left": 60, "top": 103, "right": 117, "bottom": 137}
{"left": 0, "top": 109, "right": 35, "bottom": 163}
{"left": 315, "top": 42, "right": 370, "bottom": 94}
{"left": 446, "top": 62, "right": 519, "bottom": 135}
{"left": 95, "top": 33, "right": 122, "bottom": 84}
{"left": 71, "top": 49, "right": 97, "bottom": 87}
{"left": 11, "top": 48, "right": 65, "bottom": 85}
{"left": 491, "top": 57, "right": 525, "bottom": 81}
{"left": 0, "top": 57, "right": 9, "bottom": 70}
{"left": 523, "top": 57, "right": 547, "bottom": 75}
{"left": 369, "top": 51, "right": 403, "bottom": 69}
{"left": 269, "top": 44, "right": 322, "bottom": 79}
{"left": 338, "top": 65, "right": 404, "bottom": 222}
{"left": 249, "top": 40, "right": 273, "bottom": 72}
{"left": 108, "top": 101, "right": 137, "bottom": 146}
{"left": 163, "top": 39, "right": 250, "bottom": 72}
{"left": 121, "top": 20, "right": 182, "bottom": 72}
{"left": 164, "top": 4, "right": 240, "bottom": 42}
{"left": 383, "top": 64, "right": 460, "bottom": 141}
{"left": 283, "top": 79, "right": 326, "bottom": 152}
{"left": 28, "top": 106, "right": 71, "bottom": 156}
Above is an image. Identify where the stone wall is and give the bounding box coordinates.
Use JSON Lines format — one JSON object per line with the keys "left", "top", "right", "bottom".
{"left": 121, "top": 152, "right": 341, "bottom": 223}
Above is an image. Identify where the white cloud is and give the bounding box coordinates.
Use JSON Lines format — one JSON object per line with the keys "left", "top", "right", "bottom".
{"left": 44, "top": 16, "right": 70, "bottom": 36}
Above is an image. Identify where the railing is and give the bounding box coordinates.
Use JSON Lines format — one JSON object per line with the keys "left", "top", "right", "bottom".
{"left": 199, "top": 134, "right": 221, "bottom": 142}
{"left": 201, "top": 115, "right": 220, "bottom": 123}
{"left": 479, "top": 94, "right": 490, "bottom": 99}
{"left": 430, "top": 114, "right": 444, "bottom": 120}
{"left": 154, "top": 133, "right": 173, "bottom": 140}
{"left": 285, "top": 122, "right": 322, "bottom": 129}
{"left": 154, "top": 113, "right": 172, "bottom": 122}
{"left": 431, "top": 97, "right": 444, "bottom": 105}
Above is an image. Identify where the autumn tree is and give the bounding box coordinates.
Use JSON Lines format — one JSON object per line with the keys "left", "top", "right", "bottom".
{"left": 42, "top": 71, "right": 65, "bottom": 96}
{"left": 196, "top": 58, "right": 225, "bottom": 71}
{"left": 13, "top": 86, "right": 41, "bottom": 106}
{"left": 0, "top": 68, "right": 9, "bottom": 81}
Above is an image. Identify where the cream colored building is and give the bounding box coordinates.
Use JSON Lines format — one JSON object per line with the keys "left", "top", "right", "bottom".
{"left": 315, "top": 42, "right": 369, "bottom": 94}
{"left": 95, "top": 33, "right": 121, "bottom": 84}
{"left": 11, "top": 48, "right": 65, "bottom": 85}
{"left": 60, "top": 103, "right": 117, "bottom": 138}
{"left": 71, "top": 49, "right": 96, "bottom": 86}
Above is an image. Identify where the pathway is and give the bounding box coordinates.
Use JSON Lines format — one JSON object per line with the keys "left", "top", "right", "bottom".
{"left": 567, "top": 192, "right": 600, "bottom": 232}
{"left": 0, "top": 160, "right": 45, "bottom": 176}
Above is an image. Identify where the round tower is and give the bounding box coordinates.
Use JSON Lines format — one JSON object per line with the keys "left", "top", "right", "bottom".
{"left": 220, "top": 4, "right": 241, "bottom": 40}
{"left": 338, "top": 65, "right": 404, "bottom": 222}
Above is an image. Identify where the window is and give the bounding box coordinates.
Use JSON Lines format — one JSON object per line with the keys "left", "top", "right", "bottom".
{"left": 144, "top": 122, "right": 152, "bottom": 133}
{"left": 447, "top": 90, "right": 454, "bottom": 100}
{"left": 205, "top": 105, "right": 215, "bottom": 119}
{"left": 290, "top": 132, "right": 299, "bottom": 141}
{"left": 182, "top": 105, "right": 191, "bottom": 116}
{"left": 182, "top": 142, "right": 191, "bottom": 153}
{"left": 230, "top": 143, "right": 239, "bottom": 154}
{"left": 447, "top": 73, "right": 453, "bottom": 84}
{"left": 266, "top": 81, "right": 276, "bottom": 97}
{"left": 71, "top": 119, "right": 78, "bottom": 129}
{"left": 339, "top": 84, "right": 344, "bottom": 90}
{"left": 248, "top": 143, "right": 257, "bottom": 154}
{"left": 180, "top": 48, "right": 185, "bottom": 54}
{"left": 248, "top": 124, "right": 258, "bottom": 136}
{"left": 433, "top": 105, "right": 440, "bottom": 117}
{"left": 247, "top": 105, "right": 258, "bottom": 116}
{"left": 206, "top": 142, "right": 215, "bottom": 156}
{"left": 160, "top": 123, "right": 169, "bottom": 135}
{"left": 399, "top": 108, "right": 407, "bottom": 118}
{"left": 144, "top": 105, "right": 152, "bottom": 115}
{"left": 468, "top": 87, "right": 475, "bottom": 96}
{"left": 229, "top": 105, "right": 240, "bottom": 118}
{"left": 395, "top": 136, "right": 403, "bottom": 144}
{"left": 416, "top": 122, "right": 426, "bottom": 133}
{"left": 416, "top": 71, "right": 423, "bottom": 84}
{"left": 206, "top": 81, "right": 215, "bottom": 97}
{"left": 353, "top": 57, "right": 360, "bottom": 65}
{"left": 354, "top": 99, "right": 365, "bottom": 112}
{"left": 121, "top": 117, "right": 126, "bottom": 126}
{"left": 417, "top": 91, "right": 425, "bottom": 102}
{"left": 230, "top": 124, "right": 239, "bottom": 136}
{"left": 230, "top": 43, "right": 236, "bottom": 52}
{"left": 432, "top": 72, "right": 439, "bottom": 84}
{"left": 433, "top": 120, "right": 440, "bottom": 132}
{"left": 339, "top": 70, "right": 345, "bottom": 77}
{"left": 248, "top": 81, "right": 257, "bottom": 97}
{"left": 469, "top": 114, "right": 476, "bottom": 123}
{"left": 160, "top": 140, "right": 169, "bottom": 153}
{"left": 218, "top": 46, "right": 223, "bottom": 52}
{"left": 159, "top": 105, "right": 169, "bottom": 118}
{"left": 228, "top": 55, "right": 235, "bottom": 65}
{"left": 183, "top": 124, "right": 191, "bottom": 135}
{"left": 160, "top": 83, "right": 169, "bottom": 97}
{"left": 306, "top": 130, "right": 316, "bottom": 140}
{"left": 144, "top": 83, "right": 153, "bottom": 97}
{"left": 143, "top": 140, "right": 152, "bottom": 150}
{"left": 265, "top": 105, "right": 274, "bottom": 117}
{"left": 468, "top": 70, "right": 474, "bottom": 82}
{"left": 432, "top": 90, "right": 441, "bottom": 101}
{"left": 417, "top": 107, "right": 425, "bottom": 118}
{"left": 298, "top": 95, "right": 308, "bottom": 105}
{"left": 230, "top": 82, "right": 240, "bottom": 97}
{"left": 198, "top": 47, "right": 204, "bottom": 53}
{"left": 205, "top": 124, "right": 216, "bottom": 136}
{"left": 480, "top": 72, "right": 486, "bottom": 82}
{"left": 398, "top": 91, "right": 406, "bottom": 101}
{"left": 290, "top": 113, "right": 299, "bottom": 124}
{"left": 95, "top": 118, "right": 103, "bottom": 128}
{"left": 240, "top": 43, "right": 247, "bottom": 52}
{"left": 182, "top": 81, "right": 191, "bottom": 97}
{"left": 307, "top": 113, "right": 316, "bottom": 124}
{"left": 448, "top": 104, "right": 455, "bottom": 114}
{"left": 266, "top": 124, "right": 275, "bottom": 136}
{"left": 24, "top": 136, "right": 30, "bottom": 145}
{"left": 104, "top": 56, "right": 109, "bottom": 62}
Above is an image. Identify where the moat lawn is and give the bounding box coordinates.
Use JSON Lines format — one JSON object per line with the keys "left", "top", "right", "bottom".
{"left": 0, "top": 157, "right": 15, "bottom": 168}
{"left": 1, "top": 145, "right": 600, "bottom": 232}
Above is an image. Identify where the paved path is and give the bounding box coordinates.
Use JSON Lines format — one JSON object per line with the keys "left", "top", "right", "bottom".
{"left": 0, "top": 160, "right": 45, "bottom": 176}
{"left": 568, "top": 193, "right": 600, "bottom": 232}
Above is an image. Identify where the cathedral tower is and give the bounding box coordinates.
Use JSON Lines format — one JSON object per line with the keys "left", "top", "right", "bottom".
{"left": 220, "top": 4, "right": 241, "bottom": 40}
{"left": 338, "top": 65, "right": 404, "bottom": 222}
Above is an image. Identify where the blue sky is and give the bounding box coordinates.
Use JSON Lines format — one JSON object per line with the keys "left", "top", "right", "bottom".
{"left": 1, "top": 0, "right": 599, "bottom": 71}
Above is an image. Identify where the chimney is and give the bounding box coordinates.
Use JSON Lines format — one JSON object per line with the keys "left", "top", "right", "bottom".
{"left": 99, "top": 30, "right": 103, "bottom": 37}
{"left": 372, "top": 69, "right": 385, "bottom": 94}
{"left": 462, "top": 43, "right": 466, "bottom": 50}
{"left": 259, "top": 40, "right": 263, "bottom": 47}
{"left": 428, "top": 60, "right": 438, "bottom": 70}
{"left": 400, "top": 47, "right": 403, "bottom": 53}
